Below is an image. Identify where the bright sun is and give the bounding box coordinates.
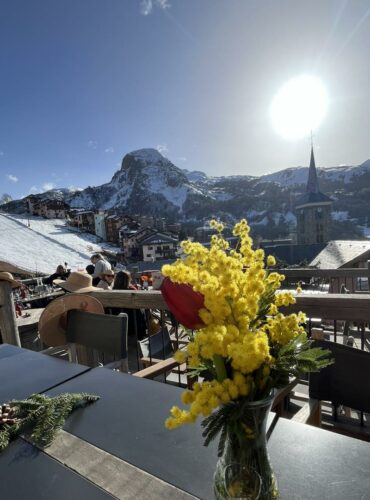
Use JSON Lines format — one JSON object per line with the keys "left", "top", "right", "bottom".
{"left": 270, "top": 75, "right": 328, "bottom": 140}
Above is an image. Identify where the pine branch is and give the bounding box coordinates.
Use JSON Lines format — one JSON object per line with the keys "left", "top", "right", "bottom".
{"left": 271, "top": 333, "right": 334, "bottom": 383}
{"left": 0, "top": 393, "right": 99, "bottom": 452}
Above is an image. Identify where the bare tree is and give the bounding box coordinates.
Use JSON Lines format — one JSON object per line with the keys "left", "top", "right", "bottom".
{"left": 0, "top": 193, "right": 12, "bottom": 205}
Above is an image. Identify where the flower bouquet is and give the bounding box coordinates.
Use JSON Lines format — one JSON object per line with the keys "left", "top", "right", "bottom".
{"left": 161, "top": 219, "right": 333, "bottom": 499}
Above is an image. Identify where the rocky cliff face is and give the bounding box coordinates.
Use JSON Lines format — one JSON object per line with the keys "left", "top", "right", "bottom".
{"left": 67, "top": 148, "right": 212, "bottom": 220}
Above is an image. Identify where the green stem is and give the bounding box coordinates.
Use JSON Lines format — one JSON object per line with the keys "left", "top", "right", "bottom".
{"left": 214, "top": 354, "right": 227, "bottom": 382}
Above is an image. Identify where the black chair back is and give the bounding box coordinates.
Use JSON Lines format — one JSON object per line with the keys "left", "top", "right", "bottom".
{"left": 139, "top": 327, "right": 173, "bottom": 360}
{"left": 309, "top": 340, "right": 370, "bottom": 414}
{"left": 66, "top": 310, "right": 128, "bottom": 360}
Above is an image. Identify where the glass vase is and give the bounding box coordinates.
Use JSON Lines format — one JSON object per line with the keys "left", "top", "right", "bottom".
{"left": 213, "top": 395, "right": 279, "bottom": 500}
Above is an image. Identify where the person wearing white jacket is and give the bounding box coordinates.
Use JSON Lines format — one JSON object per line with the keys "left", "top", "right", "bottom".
{"left": 90, "top": 253, "right": 112, "bottom": 286}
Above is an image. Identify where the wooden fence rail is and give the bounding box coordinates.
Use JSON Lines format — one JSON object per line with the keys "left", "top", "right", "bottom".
{"left": 3, "top": 288, "right": 370, "bottom": 345}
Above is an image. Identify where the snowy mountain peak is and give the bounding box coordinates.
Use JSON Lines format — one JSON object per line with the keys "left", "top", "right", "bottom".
{"left": 124, "top": 148, "right": 169, "bottom": 166}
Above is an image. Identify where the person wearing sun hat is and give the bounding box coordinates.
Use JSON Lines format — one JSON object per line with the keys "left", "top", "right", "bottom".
{"left": 53, "top": 271, "right": 100, "bottom": 293}
{"left": 0, "top": 271, "right": 22, "bottom": 289}
{"left": 97, "top": 269, "right": 115, "bottom": 290}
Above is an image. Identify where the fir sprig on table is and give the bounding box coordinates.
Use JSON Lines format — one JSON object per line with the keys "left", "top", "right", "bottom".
{"left": 0, "top": 393, "right": 99, "bottom": 451}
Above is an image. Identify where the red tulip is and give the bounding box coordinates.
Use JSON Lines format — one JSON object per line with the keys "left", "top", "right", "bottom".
{"left": 160, "top": 277, "right": 205, "bottom": 329}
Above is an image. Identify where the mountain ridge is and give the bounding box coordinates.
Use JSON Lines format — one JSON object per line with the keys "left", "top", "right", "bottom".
{"left": 2, "top": 149, "right": 370, "bottom": 238}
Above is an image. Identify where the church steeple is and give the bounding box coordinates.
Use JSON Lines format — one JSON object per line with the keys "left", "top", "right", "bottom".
{"left": 295, "top": 142, "right": 332, "bottom": 245}
{"left": 306, "top": 146, "right": 320, "bottom": 194}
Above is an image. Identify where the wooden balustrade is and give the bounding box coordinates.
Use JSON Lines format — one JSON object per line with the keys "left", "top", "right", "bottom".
{"left": 2, "top": 287, "right": 370, "bottom": 345}
{"left": 0, "top": 281, "right": 21, "bottom": 346}
{"left": 90, "top": 290, "right": 370, "bottom": 322}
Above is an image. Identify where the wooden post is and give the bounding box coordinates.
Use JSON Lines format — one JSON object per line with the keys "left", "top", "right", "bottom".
{"left": 0, "top": 281, "right": 21, "bottom": 346}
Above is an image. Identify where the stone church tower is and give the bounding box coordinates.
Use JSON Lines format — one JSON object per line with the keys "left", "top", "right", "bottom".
{"left": 296, "top": 147, "right": 332, "bottom": 245}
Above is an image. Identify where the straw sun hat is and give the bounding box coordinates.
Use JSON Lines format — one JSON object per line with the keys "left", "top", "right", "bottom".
{"left": 38, "top": 293, "right": 105, "bottom": 346}
{"left": 54, "top": 271, "right": 100, "bottom": 293}
{"left": 0, "top": 271, "right": 21, "bottom": 289}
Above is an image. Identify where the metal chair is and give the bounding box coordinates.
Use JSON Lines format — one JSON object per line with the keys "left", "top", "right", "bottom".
{"left": 138, "top": 326, "right": 173, "bottom": 366}
{"left": 66, "top": 310, "right": 128, "bottom": 372}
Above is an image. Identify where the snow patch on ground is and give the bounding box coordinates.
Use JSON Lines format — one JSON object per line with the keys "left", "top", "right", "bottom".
{"left": 331, "top": 211, "right": 349, "bottom": 221}
{"left": 0, "top": 212, "right": 119, "bottom": 274}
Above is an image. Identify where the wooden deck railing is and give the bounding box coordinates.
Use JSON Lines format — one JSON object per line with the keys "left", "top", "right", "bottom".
{"left": 2, "top": 286, "right": 370, "bottom": 346}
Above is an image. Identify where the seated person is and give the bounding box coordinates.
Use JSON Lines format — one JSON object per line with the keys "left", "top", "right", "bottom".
{"left": 114, "top": 270, "right": 138, "bottom": 290}
{"left": 44, "top": 264, "right": 69, "bottom": 285}
{"left": 108, "top": 271, "right": 147, "bottom": 339}
{"left": 85, "top": 264, "right": 95, "bottom": 275}
{"left": 97, "top": 270, "right": 115, "bottom": 290}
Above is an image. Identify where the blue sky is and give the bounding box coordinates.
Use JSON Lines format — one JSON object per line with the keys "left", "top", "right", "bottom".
{"left": 1, "top": 0, "right": 370, "bottom": 199}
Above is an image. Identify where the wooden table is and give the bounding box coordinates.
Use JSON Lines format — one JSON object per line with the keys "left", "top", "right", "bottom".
{"left": 19, "top": 290, "right": 64, "bottom": 305}
{"left": 16, "top": 308, "right": 44, "bottom": 329}
{"left": 1, "top": 349, "right": 370, "bottom": 499}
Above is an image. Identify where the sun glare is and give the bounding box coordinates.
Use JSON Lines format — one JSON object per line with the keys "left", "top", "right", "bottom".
{"left": 270, "top": 75, "right": 328, "bottom": 140}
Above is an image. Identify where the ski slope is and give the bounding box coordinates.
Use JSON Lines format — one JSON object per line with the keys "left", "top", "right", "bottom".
{"left": 0, "top": 212, "right": 119, "bottom": 275}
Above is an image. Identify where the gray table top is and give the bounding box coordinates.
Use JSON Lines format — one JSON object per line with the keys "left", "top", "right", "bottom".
{"left": 270, "top": 417, "right": 370, "bottom": 499}
{"left": 0, "top": 439, "right": 114, "bottom": 499}
{"left": 47, "top": 367, "right": 217, "bottom": 499}
{"left": 0, "top": 345, "right": 90, "bottom": 402}
{"left": 0, "top": 343, "right": 23, "bottom": 360}
{"left": 47, "top": 367, "right": 370, "bottom": 500}
{"left": 2, "top": 351, "right": 370, "bottom": 499}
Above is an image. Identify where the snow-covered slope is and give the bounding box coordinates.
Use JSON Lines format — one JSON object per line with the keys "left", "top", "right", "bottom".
{"left": 0, "top": 212, "right": 119, "bottom": 274}
{"left": 260, "top": 159, "right": 370, "bottom": 187}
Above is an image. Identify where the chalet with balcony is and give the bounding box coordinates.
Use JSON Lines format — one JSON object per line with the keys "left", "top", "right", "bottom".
{"left": 135, "top": 215, "right": 166, "bottom": 231}
{"left": 105, "top": 215, "right": 134, "bottom": 244}
{"left": 121, "top": 227, "right": 157, "bottom": 260}
{"left": 72, "top": 210, "right": 95, "bottom": 233}
{"left": 26, "top": 197, "right": 69, "bottom": 219}
{"left": 141, "top": 232, "right": 178, "bottom": 262}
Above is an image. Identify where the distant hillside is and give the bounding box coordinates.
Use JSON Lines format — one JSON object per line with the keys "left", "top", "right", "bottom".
{"left": 3, "top": 148, "right": 370, "bottom": 238}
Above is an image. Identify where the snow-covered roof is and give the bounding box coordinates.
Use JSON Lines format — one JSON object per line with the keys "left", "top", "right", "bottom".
{"left": 75, "top": 210, "right": 95, "bottom": 216}
{"left": 127, "top": 258, "right": 176, "bottom": 273}
{"left": 141, "top": 233, "right": 178, "bottom": 245}
{"left": 310, "top": 240, "right": 370, "bottom": 269}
